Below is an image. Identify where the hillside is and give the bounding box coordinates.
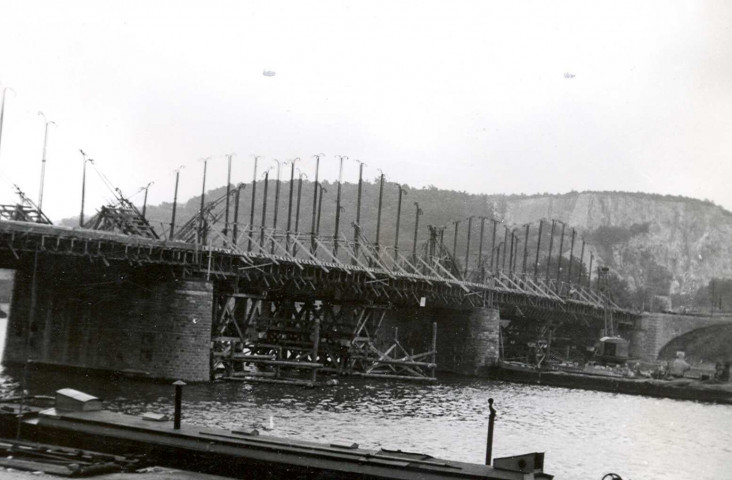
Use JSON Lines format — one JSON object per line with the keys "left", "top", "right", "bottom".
{"left": 62, "top": 184, "right": 732, "bottom": 310}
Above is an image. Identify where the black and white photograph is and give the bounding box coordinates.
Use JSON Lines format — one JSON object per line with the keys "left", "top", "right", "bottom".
{"left": 0, "top": 1, "right": 730, "bottom": 479}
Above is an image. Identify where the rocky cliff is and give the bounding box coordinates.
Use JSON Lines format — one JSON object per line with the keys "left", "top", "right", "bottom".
{"left": 498, "top": 192, "right": 732, "bottom": 298}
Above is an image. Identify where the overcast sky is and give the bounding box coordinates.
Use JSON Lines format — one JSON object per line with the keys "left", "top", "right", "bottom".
{"left": 0, "top": 0, "right": 730, "bottom": 221}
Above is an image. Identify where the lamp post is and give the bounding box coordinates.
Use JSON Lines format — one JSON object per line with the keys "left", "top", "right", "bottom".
{"left": 37, "top": 112, "right": 55, "bottom": 212}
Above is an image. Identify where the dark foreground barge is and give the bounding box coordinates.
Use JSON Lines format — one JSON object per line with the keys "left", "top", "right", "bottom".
{"left": 1, "top": 389, "right": 552, "bottom": 480}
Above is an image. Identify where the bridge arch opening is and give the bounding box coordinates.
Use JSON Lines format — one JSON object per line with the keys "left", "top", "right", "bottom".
{"left": 658, "top": 323, "right": 732, "bottom": 363}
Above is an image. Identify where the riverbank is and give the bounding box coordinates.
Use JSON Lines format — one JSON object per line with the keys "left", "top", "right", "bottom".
{"left": 488, "top": 365, "right": 732, "bottom": 404}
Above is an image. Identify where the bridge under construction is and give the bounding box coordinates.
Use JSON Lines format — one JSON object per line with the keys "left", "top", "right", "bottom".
{"left": 0, "top": 158, "right": 637, "bottom": 385}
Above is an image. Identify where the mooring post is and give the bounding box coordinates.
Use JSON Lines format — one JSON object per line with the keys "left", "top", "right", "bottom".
{"left": 485, "top": 398, "right": 497, "bottom": 465}
{"left": 173, "top": 380, "right": 186, "bottom": 430}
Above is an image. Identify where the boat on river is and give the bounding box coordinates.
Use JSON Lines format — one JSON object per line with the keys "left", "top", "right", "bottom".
{"left": 0, "top": 388, "right": 553, "bottom": 480}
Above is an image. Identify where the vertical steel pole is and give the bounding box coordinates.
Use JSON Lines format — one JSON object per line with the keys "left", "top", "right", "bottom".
{"left": 464, "top": 217, "right": 473, "bottom": 278}
{"left": 271, "top": 161, "right": 281, "bottom": 253}
{"left": 334, "top": 156, "right": 346, "bottom": 255}
{"left": 502, "top": 226, "right": 508, "bottom": 271}
{"left": 452, "top": 220, "right": 460, "bottom": 259}
{"left": 286, "top": 159, "right": 296, "bottom": 253}
{"left": 248, "top": 156, "right": 259, "bottom": 252}
{"left": 545, "top": 220, "right": 556, "bottom": 284}
{"left": 142, "top": 184, "right": 150, "bottom": 219}
{"left": 534, "top": 220, "right": 543, "bottom": 280}
{"left": 588, "top": 253, "right": 594, "bottom": 290}
{"left": 310, "top": 154, "right": 322, "bottom": 254}
{"left": 170, "top": 168, "right": 181, "bottom": 239}
{"left": 199, "top": 159, "right": 208, "bottom": 242}
{"left": 79, "top": 150, "right": 88, "bottom": 227}
{"left": 233, "top": 184, "right": 242, "bottom": 245}
{"left": 316, "top": 185, "right": 325, "bottom": 239}
{"left": 567, "top": 228, "right": 576, "bottom": 283}
{"left": 260, "top": 171, "right": 269, "bottom": 248}
{"left": 0, "top": 87, "right": 9, "bottom": 163}
{"left": 37, "top": 116, "right": 54, "bottom": 211}
{"left": 522, "top": 224, "right": 529, "bottom": 274}
{"left": 395, "top": 185, "right": 405, "bottom": 260}
{"left": 490, "top": 220, "right": 497, "bottom": 273}
{"left": 412, "top": 202, "right": 422, "bottom": 263}
{"left": 294, "top": 172, "right": 303, "bottom": 256}
{"left": 556, "top": 222, "right": 566, "bottom": 281}
{"left": 578, "top": 239, "right": 585, "bottom": 284}
{"left": 375, "top": 173, "right": 384, "bottom": 260}
{"left": 508, "top": 230, "right": 515, "bottom": 274}
{"left": 353, "top": 161, "right": 364, "bottom": 263}
{"left": 478, "top": 217, "right": 485, "bottom": 283}
{"left": 224, "top": 154, "right": 233, "bottom": 237}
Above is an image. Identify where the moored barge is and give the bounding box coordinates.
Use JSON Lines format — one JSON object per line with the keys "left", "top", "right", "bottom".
{"left": 0, "top": 389, "right": 553, "bottom": 480}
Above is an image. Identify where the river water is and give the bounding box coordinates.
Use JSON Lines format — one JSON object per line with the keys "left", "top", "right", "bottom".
{"left": 0, "top": 318, "right": 730, "bottom": 480}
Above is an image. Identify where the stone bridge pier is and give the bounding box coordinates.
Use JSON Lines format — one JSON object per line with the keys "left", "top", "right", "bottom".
{"left": 3, "top": 256, "right": 214, "bottom": 381}
{"left": 376, "top": 307, "right": 501, "bottom": 376}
